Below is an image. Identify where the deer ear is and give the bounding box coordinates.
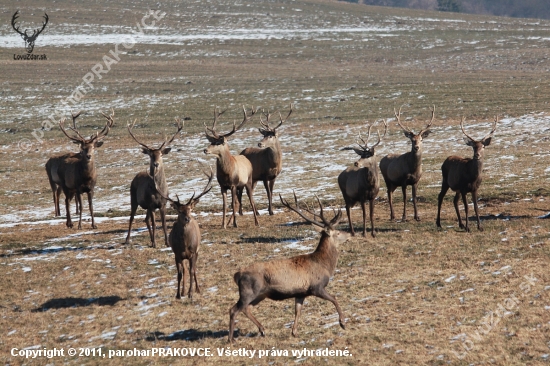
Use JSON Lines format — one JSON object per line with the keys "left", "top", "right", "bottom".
{"left": 482, "top": 137, "right": 492, "bottom": 147}
{"left": 404, "top": 131, "right": 414, "bottom": 139}
{"left": 94, "top": 141, "right": 104, "bottom": 148}
{"left": 421, "top": 130, "right": 431, "bottom": 139}
{"left": 141, "top": 147, "right": 149, "bottom": 154}
{"left": 72, "top": 140, "right": 81, "bottom": 145}
{"left": 463, "top": 137, "right": 475, "bottom": 146}
{"left": 170, "top": 201, "right": 179, "bottom": 210}
{"left": 162, "top": 147, "right": 172, "bottom": 155}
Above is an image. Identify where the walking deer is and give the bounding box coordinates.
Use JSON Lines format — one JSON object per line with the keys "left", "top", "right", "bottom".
{"left": 155, "top": 166, "right": 213, "bottom": 299}
{"left": 436, "top": 117, "right": 497, "bottom": 232}
{"left": 125, "top": 118, "right": 183, "bottom": 247}
{"left": 45, "top": 109, "right": 114, "bottom": 229}
{"left": 203, "top": 106, "right": 259, "bottom": 228}
{"left": 379, "top": 106, "right": 434, "bottom": 221}
{"left": 338, "top": 120, "right": 387, "bottom": 237}
{"left": 238, "top": 104, "right": 292, "bottom": 215}
{"left": 229, "top": 193, "right": 351, "bottom": 342}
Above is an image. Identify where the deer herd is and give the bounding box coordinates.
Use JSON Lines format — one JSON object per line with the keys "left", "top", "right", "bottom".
{"left": 44, "top": 104, "right": 498, "bottom": 342}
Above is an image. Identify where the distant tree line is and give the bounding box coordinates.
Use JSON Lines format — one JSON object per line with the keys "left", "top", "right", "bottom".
{"left": 340, "top": 0, "right": 550, "bottom": 20}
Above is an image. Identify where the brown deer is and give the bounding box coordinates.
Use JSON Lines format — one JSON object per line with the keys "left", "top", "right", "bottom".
{"left": 45, "top": 109, "right": 114, "bottom": 229}
{"left": 379, "top": 106, "right": 434, "bottom": 222}
{"left": 155, "top": 166, "right": 213, "bottom": 299}
{"left": 238, "top": 104, "right": 292, "bottom": 215}
{"left": 125, "top": 118, "right": 183, "bottom": 247}
{"left": 436, "top": 117, "right": 497, "bottom": 232}
{"left": 229, "top": 193, "right": 351, "bottom": 342}
{"left": 203, "top": 106, "right": 259, "bottom": 229}
{"left": 338, "top": 120, "right": 387, "bottom": 237}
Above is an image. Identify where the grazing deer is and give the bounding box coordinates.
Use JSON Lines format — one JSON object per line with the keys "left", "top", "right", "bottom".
{"left": 125, "top": 118, "right": 183, "bottom": 247}
{"left": 338, "top": 120, "right": 387, "bottom": 237}
{"left": 203, "top": 106, "right": 259, "bottom": 228}
{"left": 238, "top": 104, "right": 292, "bottom": 215}
{"left": 229, "top": 193, "right": 351, "bottom": 342}
{"left": 379, "top": 106, "right": 434, "bottom": 222}
{"left": 45, "top": 110, "right": 114, "bottom": 229}
{"left": 155, "top": 166, "right": 214, "bottom": 299}
{"left": 436, "top": 117, "right": 497, "bottom": 232}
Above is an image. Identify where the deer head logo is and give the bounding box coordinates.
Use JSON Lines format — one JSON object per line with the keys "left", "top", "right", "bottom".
{"left": 11, "top": 10, "right": 49, "bottom": 54}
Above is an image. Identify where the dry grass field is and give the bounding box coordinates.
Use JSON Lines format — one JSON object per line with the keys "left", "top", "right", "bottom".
{"left": 1, "top": 0, "right": 550, "bottom": 365}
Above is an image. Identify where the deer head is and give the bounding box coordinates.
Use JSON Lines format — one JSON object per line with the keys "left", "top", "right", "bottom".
{"left": 11, "top": 10, "right": 48, "bottom": 54}
{"left": 258, "top": 104, "right": 292, "bottom": 148}
{"left": 460, "top": 116, "right": 497, "bottom": 160}
{"left": 59, "top": 109, "right": 115, "bottom": 163}
{"left": 204, "top": 105, "right": 257, "bottom": 155}
{"left": 342, "top": 119, "right": 388, "bottom": 167}
{"left": 128, "top": 117, "right": 183, "bottom": 177}
{"left": 395, "top": 105, "right": 434, "bottom": 154}
{"left": 155, "top": 166, "right": 214, "bottom": 224}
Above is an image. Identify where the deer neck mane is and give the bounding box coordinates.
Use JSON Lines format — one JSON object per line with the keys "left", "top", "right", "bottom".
{"left": 216, "top": 144, "right": 237, "bottom": 174}
{"left": 312, "top": 231, "right": 339, "bottom": 273}
{"left": 153, "top": 165, "right": 168, "bottom": 193}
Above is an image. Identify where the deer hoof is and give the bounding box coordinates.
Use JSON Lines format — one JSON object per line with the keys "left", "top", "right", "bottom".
{"left": 371, "top": 231, "right": 376, "bottom": 238}
{"left": 92, "top": 224, "right": 98, "bottom": 229}
{"left": 414, "top": 217, "right": 421, "bottom": 222}
{"left": 478, "top": 226, "right": 484, "bottom": 232}
{"left": 339, "top": 320, "right": 346, "bottom": 330}
{"left": 176, "top": 294, "right": 181, "bottom": 300}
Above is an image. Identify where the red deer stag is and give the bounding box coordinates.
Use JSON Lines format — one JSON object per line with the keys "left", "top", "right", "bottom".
{"left": 379, "top": 106, "right": 434, "bottom": 221}
{"left": 203, "top": 106, "right": 259, "bottom": 228}
{"left": 155, "top": 166, "right": 213, "bottom": 299}
{"left": 436, "top": 117, "right": 497, "bottom": 232}
{"left": 338, "top": 120, "right": 387, "bottom": 237}
{"left": 45, "top": 109, "right": 114, "bottom": 229}
{"left": 238, "top": 104, "right": 292, "bottom": 215}
{"left": 125, "top": 118, "right": 183, "bottom": 247}
{"left": 229, "top": 192, "right": 351, "bottom": 342}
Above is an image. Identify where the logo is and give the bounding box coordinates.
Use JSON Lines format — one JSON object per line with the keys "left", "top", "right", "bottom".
{"left": 11, "top": 10, "right": 48, "bottom": 54}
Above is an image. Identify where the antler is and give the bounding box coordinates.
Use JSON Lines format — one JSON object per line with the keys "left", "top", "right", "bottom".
{"left": 459, "top": 117, "right": 477, "bottom": 142}
{"left": 88, "top": 108, "right": 115, "bottom": 143}
{"left": 11, "top": 11, "right": 25, "bottom": 37}
{"left": 185, "top": 165, "right": 214, "bottom": 206}
{"left": 204, "top": 108, "right": 227, "bottom": 140}
{"left": 128, "top": 116, "right": 182, "bottom": 150}
{"left": 280, "top": 192, "right": 342, "bottom": 230}
{"left": 259, "top": 103, "right": 293, "bottom": 133}
{"left": 127, "top": 119, "right": 154, "bottom": 150}
{"left": 59, "top": 118, "right": 86, "bottom": 144}
{"left": 394, "top": 106, "right": 411, "bottom": 134}
{"left": 222, "top": 105, "right": 257, "bottom": 139}
{"left": 482, "top": 116, "right": 498, "bottom": 140}
{"left": 420, "top": 105, "right": 435, "bottom": 134}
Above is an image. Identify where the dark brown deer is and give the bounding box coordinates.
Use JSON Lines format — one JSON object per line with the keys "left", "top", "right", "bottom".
{"left": 203, "top": 106, "right": 259, "bottom": 229}
{"left": 155, "top": 166, "right": 213, "bottom": 299}
{"left": 379, "top": 106, "right": 434, "bottom": 222}
{"left": 125, "top": 118, "right": 183, "bottom": 247}
{"left": 238, "top": 104, "right": 292, "bottom": 215}
{"left": 229, "top": 193, "right": 351, "bottom": 342}
{"left": 45, "top": 109, "right": 114, "bottom": 229}
{"left": 436, "top": 117, "right": 497, "bottom": 232}
{"left": 338, "top": 120, "right": 387, "bottom": 237}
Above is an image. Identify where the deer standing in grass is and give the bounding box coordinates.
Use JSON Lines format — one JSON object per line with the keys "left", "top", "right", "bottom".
{"left": 45, "top": 109, "right": 114, "bottom": 229}
{"left": 125, "top": 118, "right": 183, "bottom": 247}
{"left": 379, "top": 106, "right": 434, "bottom": 222}
{"left": 436, "top": 117, "right": 497, "bottom": 232}
{"left": 238, "top": 104, "right": 292, "bottom": 215}
{"left": 203, "top": 106, "right": 259, "bottom": 228}
{"left": 155, "top": 167, "right": 213, "bottom": 299}
{"left": 229, "top": 193, "right": 351, "bottom": 343}
{"left": 338, "top": 120, "right": 387, "bottom": 237}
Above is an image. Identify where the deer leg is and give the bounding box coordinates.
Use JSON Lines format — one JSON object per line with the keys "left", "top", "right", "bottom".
{"left": 221, "top": 189, "right": 228, "bottom": 229}
{"left": 461, "top": 192, "right": 470, "bottom": 233}
{"left": 292, "top": 297, "right": 305, "bottom": 337}
{"left": 75, "top": 194, "right": 80, "bottom": 215}
{"left": 369, "top": 199, "right": 376, "bottom": 238}
{"left": 187, "top": 259, "right": 194, "bottom": 299}
{"left": 436, "top": 182, "right": 449, "bottom": 228}
{"left": 246, "top": 184, "right": 259, "bottom": 226}
{"left": 229, "top": 299, "right": 247, "bottom": 343}
{"left": 452, "top": 192, "right": 464, "bottom": 230}
{"left": 76, "top": 193, "right": 84, "bottom": 230}
{"left": 387, "top": 186, "right": 395, "bottom": 221}
{"left": 159, "top": 206, "right": 168, "bottom": 247}
{"left": 144, "top": 210, "right": 153, "bottom": 246}
{"left": 236, "top": 187, "right": 244, "bottom": 215}
{"left": 267, "top": 179, "right": 276, "bottom": 215}
{"left": 345, "top": 204, "right": 355, "bottom": 236}
{"left": 150, "top": 210, "right": 157, "bottom": 247}
{"left": 86, "top": 191, "right": 97, "bottom": 229}
{"left": 125, "top": 203, "right": 138, "bottom": 245}
{"left": 230, "top": 187, "right": 238, "bottom": 228}
{"left": 401, "top": 184, "right": 408, "bottom": 222}
{"left": 243, "top": 305, "right": 265, "bottom": 337}
{"left": 176, "top": 259, "right": 183, "bottom": 299}
{"left": 315, "top": 288, "right": 346, "bottom": 330}
{"left": 64, "top": 194, "right": 73, "bottom": 228}
{"left": 412, "top": 183, "right": 420, "bottom": 221}
{"left": 472, "top": 190, "right": 483, "bottom": 231}
{"left": 53, "top": 186, "right": 61, "bottom": 216}
{"left": 192, "top": 254, "right": 201, "bottom": 294}
{"left": 361, "top": 201, "right": 367, "bottom": 237}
